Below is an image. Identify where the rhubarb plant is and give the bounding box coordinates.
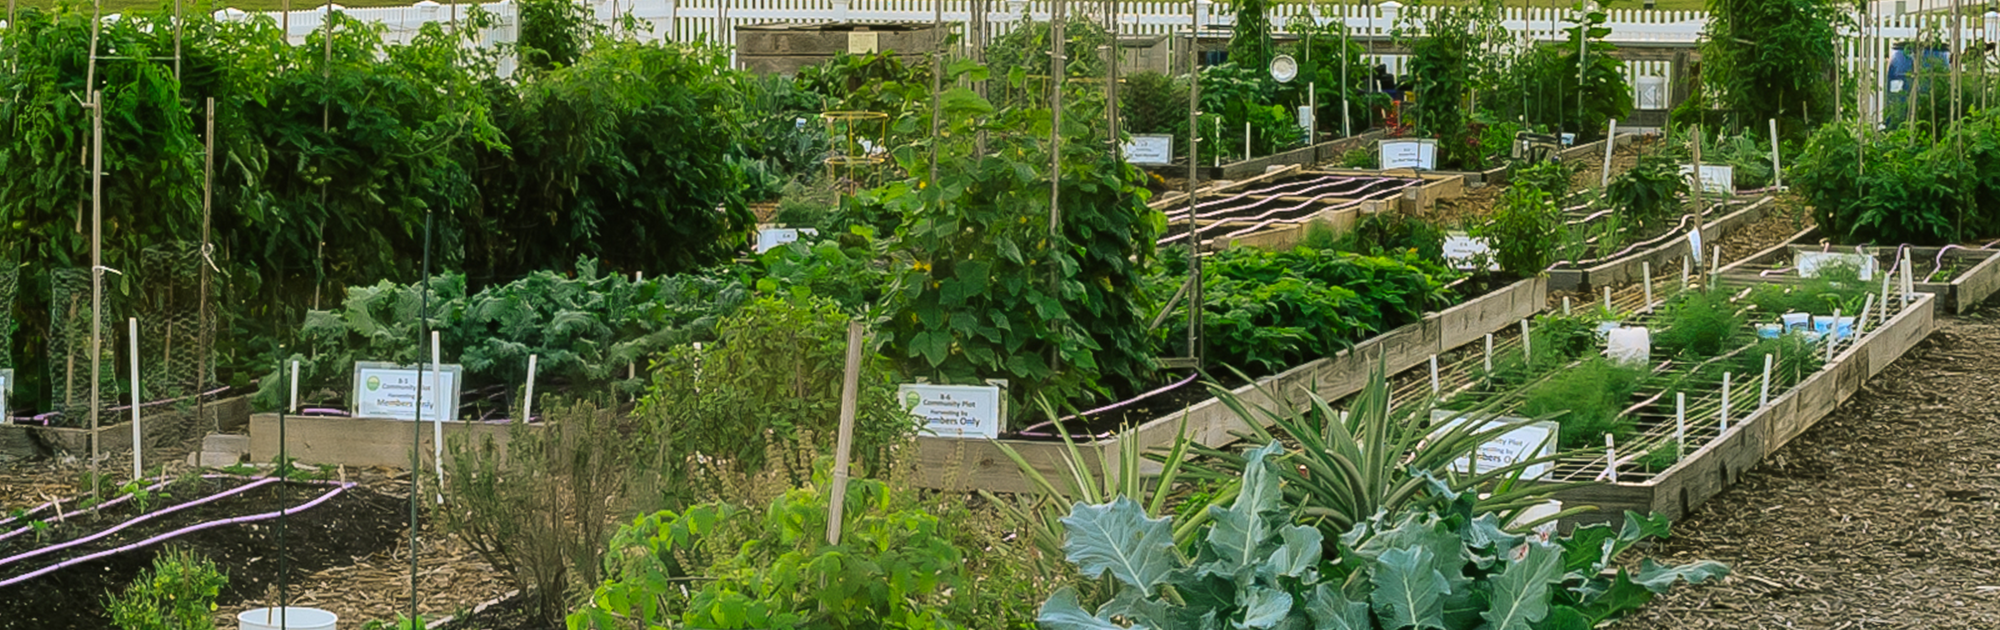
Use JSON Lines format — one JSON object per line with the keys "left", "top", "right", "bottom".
{"left": 1038, "top": 444, "right": 1728, "bottom": 630}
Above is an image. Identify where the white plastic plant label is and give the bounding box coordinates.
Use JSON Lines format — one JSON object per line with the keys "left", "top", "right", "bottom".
{"left": 754, "top": 228, "right": 819, "bottom": 254}
{"left": 1678, "top": 164, "right": 1734, "bottom": 194}
{"left": 1430, "top": 411, "right": 1558, "bottom": 480}
{"left": 899, "top": 383, "right": 1004, "bottom": 439}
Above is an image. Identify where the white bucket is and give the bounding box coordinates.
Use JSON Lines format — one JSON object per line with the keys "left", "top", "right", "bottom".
{"left": 239, "top": 607, "right": 338, "bottom": 630}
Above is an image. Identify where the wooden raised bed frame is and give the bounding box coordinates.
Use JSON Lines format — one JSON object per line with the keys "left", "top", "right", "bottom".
{"left": 1152, "top": 165, "right": 1468, "bottom": 253}
{"left": 1547, "top": 195, "right": 1778, "bottom": 293}
{"left": 1712, "top": 227, "right": 2000, "bottom": 315}
{"left": 913, "top": 275, "right": 1548, "bottom": 493}
{"left": 0, "top": 395, "right": 254, "bottom": 463}
{"left": 1550, "top": 291, "right": 1938, "bottom": 527}
{"left": 1144, "top": 130, "right": 1389, "bottom": 181}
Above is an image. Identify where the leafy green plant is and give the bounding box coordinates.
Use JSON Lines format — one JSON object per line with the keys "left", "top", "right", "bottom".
{"left": 1397, "top": 0, "right": 1508, "bottom": 170}
{"left": 1227, "top": 0, "right": 1275, "bottom": 71}
{"left": 1119, "top": 71, "right": 1192, "bottom": 154}
{"left": 1697, "top": 0, "right": 1845, "bottom": 135}
{"left": 1746, "top": 261, "right": 1872, "bottom": 316}
{"left": 29, "top": 519, "right": 50, "bottom": 544}
{"left": 1492, "top": 4, "right": 1632, "bottom": 140}
{"left": 1512, "top": 160, "right": 1575, "bottom": 200}
{"left": 1520, "top": 357, "right": 1646, "bottom": 450}
{"left": 1654, "top": 286, "right": 1748, "bottom": 358}
{"left": 1169, "top": 247, "right": 1453, "bottom": 374}
{"left": 104, "top": 547, "right": 228, "bottom": 630}
{"left": 1606, "top": 153, "right": 1689, "bottom": 231}
{"left": 570, "top": 475, "right": 966, "bottom": 630}
{"left": 1341, "top": 146, "right": 1380, "bottom": 168}
{"left": 1329, "top": 211, "right": 1451, "bottom": 262}
{"left": 1040, "top": 445, "right": 1727, "bottom": 630}
{"left": 117, "top": 480, "right": 171, "bottom": 514}
{"left": 515, "top": 0, "right": 592, "bottom": 71}
{"left": 639, "top": 295, "right": 914, "bottom": 506}
{"left": 1198, "top": 62, "right": 1304, "bottom": 159}
{"left": 1477, "top": 186, "right": 1567, "bottom": 276}
{"left": 1179, "top": 360, "right": 1573, "bottom": 537}
{"left": 359, "top": 614, "right": 429, "bottom": 630}
{"left": 982, "top": 13, "right": 1112, "bottom": 108}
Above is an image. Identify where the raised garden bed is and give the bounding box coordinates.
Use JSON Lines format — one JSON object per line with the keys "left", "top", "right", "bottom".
{"left": 248, "top": 413, "right": 518, "bottom": 469}
{"left": 907, "top": 274, "right": 1547, "bottom": 494}
{"left": 1546, "top": 194, "right": 1777, "bottom": 293}
{"left": 1712, "top": 227, "right": 2000, "bottom": 315}
{"left": 1546, "top": 290, "right": 1935, "bottom": 527}
{"left": 1143, "top": 130, "right": 1389, "bottom": 181}
{"left": 0, "top": 394, "right": 252, "bottom": 463}
{"left": 0, "top": 473, "right": 402, "bottom": 630}
{"left": 1152, "top": 166, "right": 1466, "bottom": 252}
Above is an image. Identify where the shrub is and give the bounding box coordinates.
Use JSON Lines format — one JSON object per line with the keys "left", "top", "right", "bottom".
{"left": 1477, "top": 186, "right": 1566, "bottom": 276}
{"left": 105, "top": 547, "right": 228, "bottom": 630}
{"left": 1181, "top": 247, "right": 1453, "bottom": 374}
{"left": 571, "top": 476, "right": 967, "bottom": 630}
{"left": 442, "top": 399, "right": 632, "bottom": 626}
{"left": 1512, "top": 159, "right": 1576, "bottom": 200}
{"left": 1119, "top": 71, "right": 1191, "bottom": 152}
{"left": 639, "top": 295, "right": 915, "bottom": 507}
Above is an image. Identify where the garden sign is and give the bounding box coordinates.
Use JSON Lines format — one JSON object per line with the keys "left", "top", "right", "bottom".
{"left": 1429, "top": 410, "right": 1558, "bottom": 480}
{"left": 1379, "top": 139, "right": 1437, "bottom": 170}
{"left": 1122, "top": 134, "right": 1174, "bottom": 166}
{"left": 898, "top": 382, "right": 1003, "bottom": 439}
{"left": 352, "top": 361, "right": 464, "bottom": 422}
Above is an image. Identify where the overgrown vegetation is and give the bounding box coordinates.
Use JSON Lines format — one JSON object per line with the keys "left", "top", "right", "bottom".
{"left": 1478, "top": 186, "right": 1566, "bottom": 276}
{"left": 1694, "top": 0, "right": 1845, "bottom": 133}
{"left": 104, "top": 547, "right": 227, "bottom": 630}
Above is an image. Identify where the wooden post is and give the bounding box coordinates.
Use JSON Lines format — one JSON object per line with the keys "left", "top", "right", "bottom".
{"left": 825, "top": 321, "right": 865, "bottom": 546}
{"left": 129, "top": 318, "right": 139, "bottom": 479}
{"left": 89, "top": 90, "right": 103, "bottom": 500}
{"left": 200, "top": 97, "right": 214, "bottom": 433}
{"left": 1642, "top": 262, "right": 1653, "bottom": 310}
{"left": 1857, "top": 293, "right": 1877, "bottom": 335}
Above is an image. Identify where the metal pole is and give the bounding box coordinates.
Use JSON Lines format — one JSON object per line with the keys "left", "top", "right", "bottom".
{"left": 129, "top": 318, "right": 139, "bottom": 479}
{"left": 1185, "top": 7, "right": 1203, "bottom": 366}
{"left": 409, "top": 212, "right": 431, "bottom": 625}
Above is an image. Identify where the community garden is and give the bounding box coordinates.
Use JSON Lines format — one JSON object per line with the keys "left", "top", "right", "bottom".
{"left": 1, "top": 0, "right": 1998, "bottom": 627}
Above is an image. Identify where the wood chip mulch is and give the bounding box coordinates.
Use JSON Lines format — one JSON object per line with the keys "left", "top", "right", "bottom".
{"left": 1613, "top": 304, "right": 2000, "bottom": 629}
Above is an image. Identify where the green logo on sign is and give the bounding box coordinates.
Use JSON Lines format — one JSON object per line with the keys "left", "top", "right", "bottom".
{"left": 902, "top": 390, "right": 922, "bottom": 409}
{"left": 366, "top": 375, "right": 381, "bottom": 391}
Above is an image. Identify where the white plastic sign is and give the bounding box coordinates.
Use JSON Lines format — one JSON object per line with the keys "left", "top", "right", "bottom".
{"left": 1379, "top": 139, "right": 1438, "bottom": 170}
{"left": 1123, "top": 134, "right": 1174, "bottom": 166}
{"left": 1679, "top": 164, "right": 1734, "bottom": 194}
{"left": 754, "top": 228, "right": 819, "bottom": 254}
{"left": 353, "top": 362, "right": 463, "bottom": 422}
{"left": 1635, "top": 76, "right": 1666, "bottom": 109}
{"left": 1442, "top": 232, "right": 1498, "bottom": 271}
{"left": 1795, "top": 250, "right": 1877, "bottom": 281}
{"left": 1431, "top": 411, "right": 1558, "bottom": 480}
{"left": 899, "top": 383, "right": 1003, "bottom": 439}
{"left": 1296, "top": 106, "right": 1314, "bottom": 134}
{"left": 1605, "top": 326, "right": 1651, "bottom": 367}
{"left": 1686, "top": 229, "right": 1703, "bottom": 264}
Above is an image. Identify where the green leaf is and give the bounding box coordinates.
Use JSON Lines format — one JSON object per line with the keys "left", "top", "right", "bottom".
{"left": 1304, "top": 584, "right": 1373, "bottom": 630}
{"left": 1060, "top": 496, "right": 1184, "bottom": 595}
{"left": 939, "top": 87, "right": 995, "bottom": 118}
{"left": 1234, "top": 586, "right": 1292, "bottom": 630}
{"left": 1204, "top": 442, "right": 1284, "bottom": 574}
{"left": 1479, "top": 542, "right": 1562, "bottom": 630}
{"left": 1630, "top": 558, "right": 1729, "bottom": 593}
{"left": 913, "top": 330, "right": 951, "bottom": 366}
{"left": 1531, "top": 606, "right": 1591, "bottom": 630}
{"left": 1260, "top": 524, "right": 1323, "bottom": 580}
{"left": 1371, "top": 546, "right": 1450, "bottom": 630}
{"left": 1037, "top": 587, "right": 1136, "bottom": 630}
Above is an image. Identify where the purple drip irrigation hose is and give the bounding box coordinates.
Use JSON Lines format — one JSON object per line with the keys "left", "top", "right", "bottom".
{"left": 0, "top": 477, "right": 281, "bottom": 570}
{"left": 11, "top": 386, "right": 232, "bottom": 426}
{"left": 0, "top": 477, "right": 181, "bottom": 540}
{"left": 1016, "top": 372, "right": 1203, "bottom": 437}
{"left": 0, "top": 481, "right": 355, "bottom": 589}
{"left": 1926, "top": 245, "right": 1971, "bottom": 282}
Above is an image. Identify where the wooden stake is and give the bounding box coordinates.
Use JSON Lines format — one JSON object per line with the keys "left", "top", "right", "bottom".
{"left": 1603, "top": 433, "right": 1617, "bottom": 483}
{"left": 825, "top": 321, "right": 865, "bottom": 545}
{"left": 289, "top": 360, "right": 299, "bottom": 413}
{"left": 1769, "top": 119, "right": 1783, "bottom": 189}
{"left": 1857, "top": 293, "right": 1877, "bottom": 335}
{"left": 1642, "top": 262, "right": 1653, "bottom": 310}
{"left": 1483, "top": 333, "right": 1493, "bottom": 373}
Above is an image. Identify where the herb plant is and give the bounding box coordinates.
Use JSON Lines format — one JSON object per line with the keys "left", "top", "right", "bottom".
{"left": 104, "top": 547, "right": 228, "bottom": 630}
{"left": 1606, "top": 153, "right": 1689, "bottom": 231}
{"left": 1654, "top": 286, "right": 1748, "bottom": 358}
{"left": 1477, "top": 187, "right": 1567, "bottom": 276}
{"left": 1521, "top": 357, "right": 1646, "bottom": 450}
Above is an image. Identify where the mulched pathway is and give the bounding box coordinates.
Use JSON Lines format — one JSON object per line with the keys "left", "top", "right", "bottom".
{"left": 1616, "top": 303, "right": 2000, "bottom": 629}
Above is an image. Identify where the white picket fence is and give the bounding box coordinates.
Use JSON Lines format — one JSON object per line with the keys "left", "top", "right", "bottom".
{"left": 91, "top": 1, "right": 2000, "bottom": 115}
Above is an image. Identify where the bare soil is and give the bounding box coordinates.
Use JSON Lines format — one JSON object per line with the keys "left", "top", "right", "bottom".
{"left": 1613, "top": 304, "right": 2000, "bottom": 629}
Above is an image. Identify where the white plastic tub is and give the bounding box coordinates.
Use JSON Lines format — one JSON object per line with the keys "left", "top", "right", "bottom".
{"left": 239, "top": 607, "right": 338, "bottom": 630}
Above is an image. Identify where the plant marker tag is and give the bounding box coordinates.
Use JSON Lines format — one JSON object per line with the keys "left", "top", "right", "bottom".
{"left": 1603, "top": 286, "right": 1613, "bottom": 313}
{"left": 1603, "top": 433, "right": 1618, "bottom": 483}
{"left": 1643, "top": 262, "right": 1654, "bottom": 310}
{"left": 1687, "top": 229, "right": 1702, "bottom": 267}
{"left": 1563, "top": 296, "right": 1571, "bottom": 315}
{"left": 1857, "top": 293, "right": 1877, "bottom": 335}
{"left": 1760, "top": 354, "right": 1774, "bottom": 407}
{"left": 523, "top": 354, "right": 539, "bottom": 421}
{"left": 1682, "top": 256, "right": 1691, "bottom": 290}
{"left": 129, "top": 317, "right": 140, "bottom": 480}
{"left": 289, "top": 360, "right": 300, "bottom": 414}
{"left": 1484, "top": 334, "right": 1494, "bottom": 373}
{"left": 1675, "top": 392, "right": 1686, "bottom": 459}
{"left": 1720, "top": 372, "right": 1732, "bottom": 433}
{"left": 1429, "top": 355, "right": 1440, "bottom": 394}
{"left": 1712, "top": 244, "right": 1722, "bottom": 271}
{"left": 1901, "top": 256, "right": 1914, "bottom": 303}
{"left": 1520, "top": 319, "right": 1531, "bottom": 363}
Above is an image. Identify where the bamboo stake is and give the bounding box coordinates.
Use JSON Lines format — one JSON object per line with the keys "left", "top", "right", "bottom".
{"left": 825, "top": 321, "right": 865, "bottom": 545}
{"left": 89, "top": 91, "right": 102, "bottom": 500}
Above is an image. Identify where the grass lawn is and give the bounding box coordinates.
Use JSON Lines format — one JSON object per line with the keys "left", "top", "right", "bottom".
{"left": 4, "top": 0, "right": 1712, "bottom": 17}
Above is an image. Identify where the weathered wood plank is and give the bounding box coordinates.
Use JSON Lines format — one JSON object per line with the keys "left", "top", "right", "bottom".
{"left": 1549, "top": 195, "right": 1774, "bottom": 293}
